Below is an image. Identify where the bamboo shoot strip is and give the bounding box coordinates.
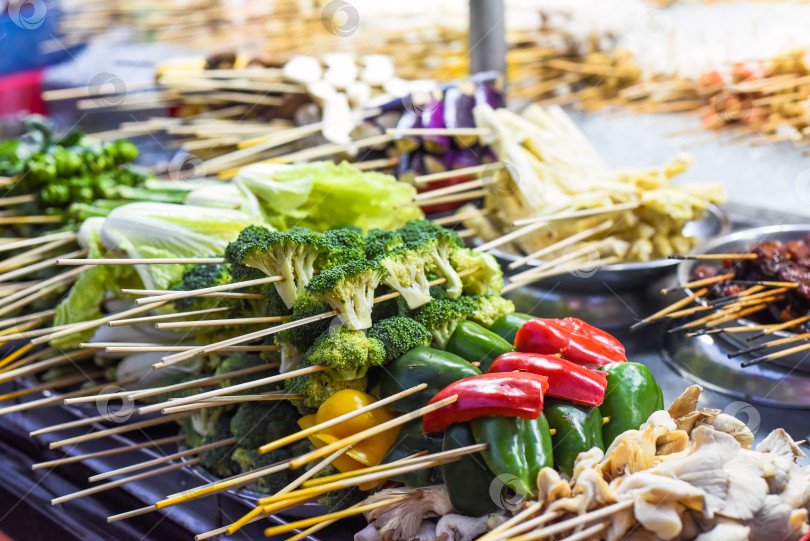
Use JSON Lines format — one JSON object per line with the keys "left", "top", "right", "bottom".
{"left": 31, "top": 301, "right": 170, "bottom": 345}
{"left": 289, "top": 395, "right": 459, "bottom": 470}
{"left": 0, "top": 375, "right": 138, "bottom": 416}
{"left": 49, "top": 412, "right": 192, "bottom": 449}
{"left": 259, "top": 383, "right": 428, "bottom": 454}
{"left": 108, "top": 306, "right": 233, "bottom": 326}
{"left": 138, "top": 364, "right": 325, "bottom": 414}
{"left": 32, "top": 435, "right": 185, "bottom": 470}
{"left": 0, "top": 232, "right": 76, "bottom": 254}
{"left": 135, "top": 275, "right": 283, "bottom": 306}
{"left": 89, "top": 437, "right": 237, "bottom": 482}
{"left": 57, "top": 257, "right": 229, "bottom": 266}
{"left": 155, "top": 315, "right": 289, "bottom": 329}
{"left": 51, "top": 459, "right": 197, "bottom": 505}
{"left": 0, "top": 248, "right": 87, "bottom": 284}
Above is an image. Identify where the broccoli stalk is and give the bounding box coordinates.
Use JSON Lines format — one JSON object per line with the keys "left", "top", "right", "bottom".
{"left": 306, "top": 260, "right": 387, "bottom": 330}
{"left": 413, "top": 298, "right": 474, "bottom": 349}
{"left": 377, "top": 248, "right": 432, "bottom": 309}
{"left": 226, "top": 226, "right": 325, "bottom": 309}
{"left": 367, "top": 317, "right": 431, "bottom": 362}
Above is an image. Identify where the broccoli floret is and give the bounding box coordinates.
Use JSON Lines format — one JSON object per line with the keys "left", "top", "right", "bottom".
{"left": 368, "top": 317, "right": 431, "bottom": 362}
{"left": 306, "top": 326, "right": 385, "bottom": 381}
{"left": 451, "top": 249, "right": 504, "bottom": 296}
{"left": 284, "top": 357, "right": 368, "bottom": 412}
{"left": 174, "top": 261, "right": 233, "bottom": 311}
{"left": 317, "top": 226, "right": 366, "bottom": 269}
{"left": 215, "top": 353, "right": 280, "bottom": 394}
{"left": 398, "top": 219, "right": 465, "bottom": 299}
{"left": 306, "top": 259, "right": 387, "bottom": 330}
{"left": 276, "top": 293, "right": 334, "bottom": 371}
{"left": 429, "top": 284, "right": 451, "bottom": 300}
{"left": 224, "top": 225, "right": 272, "bottom": 279}
{"left": 377, "top": 247, "right": 432, "bottom": 309}
{"left": 198, "top": 411, "right": 239, "bottom": 478}
{"left": 225, "top": 226, "right": 325, "bottom": 308}
{"left": 469, "top": 294, "right": 515, "bottom": 328}
{"left": 312, "top": 464, "right": 368, "bottom": 511}
{"left": 365, "top": 228, "right": 404, "bottom": 259}
{"left": 413, "top": 297, "right": 474, "bottom": 349}
{"left": 230, "top": 400, "right": 300, "bottom": 449}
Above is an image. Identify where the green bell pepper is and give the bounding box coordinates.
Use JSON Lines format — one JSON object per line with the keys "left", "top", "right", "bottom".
{"left": 445, "top": 320, "right": 515, "bottom": 371}
{"left": 470, "top": 414, "right": 553, "bottom": 496}
{"left": 599, "top": 362, "right": 664, "bottom": 444}
{"left": 545, "top": 398, "right": 604, "bottom": 476}
{"left": 441, "top": 423, "right": 497, "bottom": 517}
{"left": 489, "top": 312, "right": 533, "bottom": 345}
{"left": 380, "top": 419, "right": 443, "bottom": 487}
{"left": 378, "top": 346, "right": 481, "bottom": 412}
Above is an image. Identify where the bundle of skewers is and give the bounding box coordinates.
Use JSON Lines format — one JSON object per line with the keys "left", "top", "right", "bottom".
{"left": 635, "top": 237, "right": 810, "bottom": 368}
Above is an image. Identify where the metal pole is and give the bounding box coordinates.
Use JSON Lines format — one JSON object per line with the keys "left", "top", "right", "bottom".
{"left": 468, "top": 0, "right": 506, "bottom": 76}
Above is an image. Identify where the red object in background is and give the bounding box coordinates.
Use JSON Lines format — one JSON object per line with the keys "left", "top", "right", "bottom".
{"left": 418, "top": 174, "right": 476, "bottom": 214}
{"left": 0, "top": 68, "right": 46, "bottom": 118}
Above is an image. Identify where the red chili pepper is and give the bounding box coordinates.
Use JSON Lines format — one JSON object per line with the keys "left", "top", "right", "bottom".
{"left": 488, "top": 352, "right": 608, "bottom": 407}
{"left": 515, "top": 318, "right": 627, "bottom": 367}
{"left": 422, "top": 372, "right": 548, "bottom": 434}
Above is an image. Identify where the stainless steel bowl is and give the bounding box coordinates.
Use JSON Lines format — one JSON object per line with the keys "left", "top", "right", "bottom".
{"left": 484, "top": 204, "right": 730, "bottom": 292}
{"left": 676, "top": 224, "right": 810, "bottom": 372}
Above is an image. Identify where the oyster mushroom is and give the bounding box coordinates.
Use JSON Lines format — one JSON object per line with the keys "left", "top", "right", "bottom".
{"left": 434, "top": 514, "right": 488, "bottom": 541}
{"left": 364, "top": 486, "right": 453, "bottom": 541}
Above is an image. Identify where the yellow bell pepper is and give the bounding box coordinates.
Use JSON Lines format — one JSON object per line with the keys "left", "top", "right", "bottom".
{"left": 298, "top": 389, "right": 400, "bottom": 477}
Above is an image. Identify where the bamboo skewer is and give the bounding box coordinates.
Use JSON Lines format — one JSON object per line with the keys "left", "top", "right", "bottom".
{"left": 433, "top": 207, "right": 490, "bottom": 225}
{"left": 512, "top": 202, "right": 641, "bottom": 226}
{"left": 30, "top": 300, "right": 170, "bottom": 345}
{"left": 121, "top": 288, "right": 265, "bottom": 300}
{"left": 0, "top": 349, "right": 96, "bottom": 385}
{"left": 51, "top": 460, "right": 197, "bottom": 505}
{"left": 258, "top": 383, "right": 428, "bottom": 454}
{"left": 0, "top": 266, "right": 85, "bottom": 318}
{"left": 0, "top": 346, "right": 54, "bottom": 373}
{"left": 262, "top": 498, "right": 406, "bottom": 538}
{"left": 108, "top": 306, "right": 233, "bottom": 326}
{"left": 162, "top": 393, "right": 302, "bottom": 412}
{"left": 32, "top": 435, "right": 185, "bottom": 470}
{"left": 414, "top": 163, "right": 500, "bottom": 186}
{"left": 0, "top": 248, "right": 87, "bottom": 284}
{"left": 0, "top": 370, "right": 103, "bottom": 402}
{"left": 30, "top": 408, "right": 138, "bottom": 436}
{"left": 742, "top": 341, "right": 810, "bottom": 367}
{"left": 0, "top": 374, "right": 138, "bottom": 416}
{"left": 0, "top": 309, "right": 55, "bottom": 331}
{"left": 508, "top": 220, "right": 614, "bottom": 270}
{"left": 0, "top": 237, "right": 82, "bottom": 273}
{"left": 0, "top": 232, "right": 76, "bottom": 254}
{"left": 282, "top": 503, "right": 364, "bottom": 541}
{"left": 412, "top": 177, "right": 489, "bottom": 201}
{"left": 138, "top": 364, "right": 325, "bottom": 414}
{"left": 669, "top": 253, "right": 758, "bottom": 260}
{"left": 134, "top": 275, "right": 283, "bottom": 306}
{"left": 288, "top": 394, "right": 460, "bottom": 470}
{"left": 630, "top": 288, "right": 710, "bottom": 330}
{"left": 746, "top": 313, "right": 810, "bottom": 340}
{"left": 415, "top": 189, "right": 487, "bottom": 207}
{"left": 154, "top": 315, "right": 289, "bottom": 329}
{"left": 0, "top": 194, "right": 36, "bottom": 206}
{"left": 0, "top": 215, "right": 63, "bottom": 225}
{"left": 387, "top": 127, "right": 491, "bottom": 137}
{"left": 660, "top": 273, "right": 735, "bottom": 295}
{"left": 223, "top": 444, "right": 353, "bottom": 536}
{"left": 477, "top": 502, "right": 548, "bottom": 541}
{"left": 88, "top": 437, "right": 237, "bottom": 482}
{"left": 104, "top": 345, "right": 280, "bottom": 353}
{"left": 57, "top": 257, "right": 229, "bottom": 266}
{"left": 49, "top": 413, "right": 192, "bottom": 449}
{"left": 728, "top": 332, "right": 810, "bottom": 358}
{"left": 509, "top": 499, "right": 634, "bottom": 541}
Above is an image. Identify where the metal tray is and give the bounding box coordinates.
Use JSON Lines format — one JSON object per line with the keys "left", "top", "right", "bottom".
{"left": 676, "top": 224, "right": 810, "bottom": 371}
{"left": 485, "top": 204, "right": 730, "bottom": 292}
